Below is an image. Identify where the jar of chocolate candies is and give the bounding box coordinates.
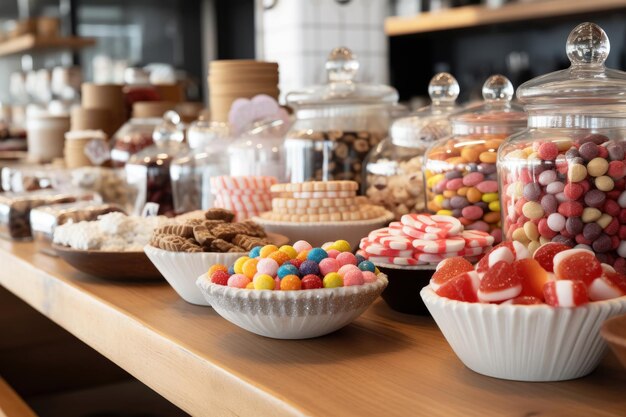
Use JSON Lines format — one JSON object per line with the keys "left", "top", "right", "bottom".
{"left": 499, "top": 22, "right": 626, "bottom": 272}
{"left": 424, "top": 75, "right": 527, "bottom": 243}
{"left": 284, "top": 47, "right": 398, "bottom": 190}
{"left": 125, "top": 111, "right": 187, "bottom": 216}
{"left": 364, "top": 72, "right": 460, "bottom": 220}
{"left": 170, "top": 118, "right": 231, "bottom": 213}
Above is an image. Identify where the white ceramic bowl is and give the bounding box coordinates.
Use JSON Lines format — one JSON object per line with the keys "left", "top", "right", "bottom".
{"left": 251, "top": 212, "right": 393, "bottom": 249}
{"left": 196, "top": 273, "right": 388, "bottom": 339}
{"left": 144, "top": 245, "right": 245, "bottom": 306}
{"left": 421, "top": 287, "right": 626, "bottom": 381}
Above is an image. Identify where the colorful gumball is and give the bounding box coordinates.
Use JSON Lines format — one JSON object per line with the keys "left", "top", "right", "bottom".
{"left": 293, "top": 240, "right": 313, "bottom": 253}
{"left": 362, "top": 271, "right": 378, "bottom": 283}
{"left": 280, "top": 275, "right": 302, "bottom": 290}
{"left": 323, "top": 272, "right": 344, "bottom": 288}
{"left": 277, "top": 264, "right": 299, "bottom": 279}
{"left": 307, "top": 248, "right": 328, "bottom": 263}
{"left": 326, "top": 249, "right": 341, "bottom": 259}
{"left": 249, "top": 246, "right": 262, "bottom": 258}
{"left": 210, "top": 270, "right": 230, "bottom": 286}
{"left": 253, "top": 274, "right": 275, "bottom": 290}
{"left": 332, "top": 239, "right": 352, "bottom": 253}
{"left": 296, "top": 250, "right": 310, "bottom": 261}
{"left": 287, "top": 258, "right": 303, "bottom": 269}
{"left": 227, "top": 274, "right": 250, "bottom": 288}
{"left": 319, "top": 258, "right": 340, "bottom": 275}
{"left": 543, "top": 280, "right": 588, "bottom": 307}
{"left": 233, "top": 256, "right": 250, "bottom": 274}
{"left": 343, "top": 269, "right": 365, "bottom": 286}
{"left": 301, "top": 274, "right": 323, "bottom": 289}
{"left": 256, "top": 258, "right": 279, "bottom": 277}
{"left": 336, "top": 251, "right": 357, "bottom": 267}
{"left": 259, "top": 245, "right": 278, "bottom": 258}
{"left": 268, "top": 250, "right": 291, "bottom": 266}
{"left": 299, "top": 260, "right": 320, "bottom": 276}
{"left": 208, "top": 264, "right": 228, "bottom": 276}
{"left": 242, "top": 258, "right": 259, "bottom": 279}
{"left": 279, "top": 245, "right": 298, "bottom": 259}
{"left": 358, "top": 260, "right": 376, "bottom": 273}
{"left": 338, "top": 264, "right": 359, "bottom": 277}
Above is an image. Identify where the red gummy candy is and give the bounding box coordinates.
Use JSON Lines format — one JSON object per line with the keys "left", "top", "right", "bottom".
{"left": 513, "top": 258, "right": 550, "bottom": 300}
{"left": 434, "top": 271, "right": 480, "bottom": 302}
{"left": 553, "top": 249, "right": 603, "bottom": 285}
{"left": 532, "top": 242, "right": 570, "bottom": 272}
{"left": 478, "top": 261, "right": 522, "bottom": 303}
{"left": 431, "top": 257, "right": 474, "bottom": 290}
{"left": 503, "top": 296, "right": 544, "bottom": 305}
{"left": 476, "top": 242, "right": 516, "bottom": 273}
{"left": 211, "top": 270, "right": 230, "bottom": 286}
{"left": 588, "top": 271, "right": 626, "bottom": 301}
{"left": 543, "top": 280, "right": 589, "bottom": 307}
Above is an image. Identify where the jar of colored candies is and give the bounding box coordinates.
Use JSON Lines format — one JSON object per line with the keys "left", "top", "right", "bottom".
{"left": 424, "top": 75, "right": 527, "bottom": 243}
{"left": 498, "top": 22, "right": 626, "bottom": 272}
{"left": 284, "top": 47, "right": 398, "bottom": 190}
{"left": 364, "top": 72, "right": 460, "bottom": 220}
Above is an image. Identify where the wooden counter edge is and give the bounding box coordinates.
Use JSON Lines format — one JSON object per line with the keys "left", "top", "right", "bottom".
{"left": 0, "top": 249, "right": 306, "bottom": 417}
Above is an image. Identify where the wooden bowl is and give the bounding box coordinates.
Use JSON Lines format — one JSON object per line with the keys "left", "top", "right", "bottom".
{"left": 53, "top": 244, "right": 162, "bottom": 281}
{"left": 601, "top": 313, "right": 626, "bottom": 370}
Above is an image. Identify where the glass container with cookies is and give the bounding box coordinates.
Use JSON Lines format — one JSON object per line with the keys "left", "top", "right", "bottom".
{"left": 284, "top": 47, "right": 399, "bottom": 190}
{"left": 424, "top": 75, "right": 527, "bottom": 244}
{"left": 364, "top": 72, "right": 460, "bottom": 220}
{"left": 125, "top": 110, "right": 187, "bottom": 216}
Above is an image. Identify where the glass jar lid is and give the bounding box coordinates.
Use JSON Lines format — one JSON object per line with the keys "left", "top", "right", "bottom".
{"left": 285, "top": 47, "right": 398, "bottom": 108}
{"left": 451, "top": 75, "right": 527, "bottom": 135}
{"left": 391, "top": 72, "right": 460, "bottom": 148}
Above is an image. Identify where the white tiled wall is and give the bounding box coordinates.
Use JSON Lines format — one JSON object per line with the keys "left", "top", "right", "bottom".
{"left": 257, "top": 0, "right": 390, "bottom": 103}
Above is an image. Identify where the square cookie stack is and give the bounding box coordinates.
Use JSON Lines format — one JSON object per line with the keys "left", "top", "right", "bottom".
{"left": 261, "top": 180, "right": 387, "bottom": 222}
{"left": 210, "top": 175, "right": 277, "bottom": 221}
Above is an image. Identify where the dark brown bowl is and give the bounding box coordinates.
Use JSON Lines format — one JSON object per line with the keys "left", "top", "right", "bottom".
{"left": 377, "top": 264, "right": 435, "bottom": 315}
{"left": 53, "top": 244, "right": 162, "bottom": 281}
{"left": 601, "top": 313, "right": 626, "bottom": 370}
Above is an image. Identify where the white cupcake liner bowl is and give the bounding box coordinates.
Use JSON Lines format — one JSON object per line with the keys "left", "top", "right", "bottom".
{"left": 144, "top": 245, "right": 245, "bottom": 306}
{"left": 196, "top": 273, "right": 388, "bottom": 339}
{"left": 421, "top": 287, "right": 626, "bottom": 382}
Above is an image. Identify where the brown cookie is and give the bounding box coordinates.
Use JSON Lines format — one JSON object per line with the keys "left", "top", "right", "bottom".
{"left": 205, "top": 208, "right": 235, "bottom": 222}
{"left": 228, "top": 246, "right": 246, "bottom": 253}
{"left": 155, "top": 224, "right": 194, "bottom": 238}
{"left": 158, "top": 235, "right": 187, "bottom": 252}
{"left": 184, "top": 218, "right": 205, "bottom": 227}
{"left": 210, "top": 238, "right": 237, "bottom": 252}
{"left": 241, "top": 220, "right": 267, "bottom": 237}
{"left": 210, "top": 223, "right": 251, "bottom": 241}
{"left": 232, "top": 234, "right": 271, "bottom": 251}
{"left": 185, "top": 246, "right": 203, "bottom": 253}
{"left": 202, "top": 219, "right": 225, "bottom": 232}
{"left": 193, "top": 225, "right": 216, "bottom": 246}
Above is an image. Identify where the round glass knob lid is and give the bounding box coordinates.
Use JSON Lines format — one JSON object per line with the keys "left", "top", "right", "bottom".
{"left": 566, "top": 22, "right": 610, "bottom": 66}
{"left": 326, "top": 47, "right": 359, "bottom": 82}
{"left": 428, "top": 72, "right": 459, "bottom": 104}
{"left": 482, "top": 74, "right": 514, "bottom": 102}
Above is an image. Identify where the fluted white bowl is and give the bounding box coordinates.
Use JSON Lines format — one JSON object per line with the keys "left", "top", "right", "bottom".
{"left": 144, "top": 245, "right": 245, "bottom": 306}
{"left": 421, "top": 287, "right": 626, "bottom": 381}
{"left": 196, "top": 273, "right": 388, "bottom": 339}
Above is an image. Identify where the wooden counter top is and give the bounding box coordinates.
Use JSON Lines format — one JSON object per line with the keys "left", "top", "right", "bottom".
{"left": 0, "top": 240, "right": 625, "bottom": 416}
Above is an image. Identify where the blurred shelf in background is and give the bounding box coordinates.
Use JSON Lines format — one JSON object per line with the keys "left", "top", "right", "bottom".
{"left": 0, "top": 34, "right": 95, "bottom": 58}
{"left": 386, "top": 0, "right": 626, "bottom": 36}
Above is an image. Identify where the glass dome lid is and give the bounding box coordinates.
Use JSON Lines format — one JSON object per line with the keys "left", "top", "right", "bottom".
{"left": 517, "top": 22, "right": 626, "bottom": 107}
{"left": 451, "top": 74, "right": 526, "bottom": 135}
{"left": 285, "top": 47, "right": 398, "bottom": 108}
{"left": 391, "top": 72, "right": 460, "bottom": 147}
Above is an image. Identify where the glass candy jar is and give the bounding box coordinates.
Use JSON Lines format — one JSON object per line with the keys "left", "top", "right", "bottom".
{"left": 499, "top": 22, "right": 626, "bottom": 272}
{"left": 125, "top": 111, "right": 187, "bottom": 216}
{"left": 284, "top": 47, "right": 399, "bottom": 189}
{"left": 424, "top": 75, "right": 527, "bottom": 243}
{"left": 228, "top": 118, "right": 289, "bottom": 182}
{"left": 170, "top": 118, "right": 231, "bottom": 213}
{"left": 364, "top": 72, "right": 460, "bottom": 220}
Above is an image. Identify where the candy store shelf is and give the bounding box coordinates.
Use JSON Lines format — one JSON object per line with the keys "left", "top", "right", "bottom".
{"left": 385, "top": 0, "right": 626, "bottom": 36}
{"left": 0, "top": 240, "right": 625, "bottom": 417}
{"left": 0, "top": 34, "right": 95, "bottom": 57}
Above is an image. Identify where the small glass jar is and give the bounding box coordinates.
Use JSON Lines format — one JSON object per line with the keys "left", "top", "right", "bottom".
{"left": 170, "top": 118, "right": 231, "bottom": 213}
{"left": 424, "top": 75, "right": 527, "bottom": 243}
{"left": 110, "top": 117, "right": 158, "bottom": 167}
{"left": 284, "top": 47, "right": 398, "bottom": 189}
{"left": 228, "top": 118, "right": 289, "bottom": 182}
{"left": 364, "top": 72, "right": 460, "bottom": 220}
{"left": 125, "top": 111, "right": 187, "bottom": 216}
{"left": 498, "top": 23, "right": 626, "bottom": 272}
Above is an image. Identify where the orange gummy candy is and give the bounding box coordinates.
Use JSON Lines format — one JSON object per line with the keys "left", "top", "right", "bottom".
{"left": 513, "top": 258, "right": 550, "bottom": 300}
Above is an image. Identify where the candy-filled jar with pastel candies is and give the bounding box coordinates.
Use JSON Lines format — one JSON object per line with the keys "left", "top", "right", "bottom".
{"left": 424, "top": 75, "right": 527, "bottom": 243}
{"left": 498, "top": 22, "right": 626, "bottom": 273}
{"left": 364, "top": 73, "right": 460, "bottom": 220}
{"left": 284, "top": 47, "right": 398, "bottom": 191}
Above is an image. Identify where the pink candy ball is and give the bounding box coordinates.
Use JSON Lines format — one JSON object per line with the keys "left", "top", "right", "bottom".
{"left": 319, "top": 258, "right": 340, "bottom": 276}
{"left": 338, "top": 264, "right": 359, "bottom": 277}
{"left": 336, "top": 252, "right": 357, "bottom": 267}
{"left": 293, "top": 240, "right": 312, "bottom": 253}
{"left": 343, "top": 269, "right": 365, "bottom": 286}
{"left": 362, "top": 271, "right": 378, "bottom": 283}
{"left": 326, "top": 249, "right": 340, "bottom": 259}
{"left": 227, "top": 274, "right": 251, "bottom": 288}
{"left": 257, "top": 258, "right": 279, "bottom": 276}
{"left": 274, "top": 277, "right": 281, "bottom": 290}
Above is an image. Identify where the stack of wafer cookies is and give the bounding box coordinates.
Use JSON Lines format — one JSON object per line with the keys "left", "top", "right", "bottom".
{"left": 357, "top": 213, "right": 494, "bottom": 266}
{"left": 260, "top": 181, "right": 387, "bottom": 223}
{"left": 210, "top": 175, "right": 277, "bottom": 221}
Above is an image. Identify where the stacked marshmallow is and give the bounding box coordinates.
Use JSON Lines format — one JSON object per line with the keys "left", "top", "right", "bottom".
{"left": 357, "top": 213, "right": 494, "bottom": 266}
{"left": 210, "top": 175, "right": 277, "bottom": 221}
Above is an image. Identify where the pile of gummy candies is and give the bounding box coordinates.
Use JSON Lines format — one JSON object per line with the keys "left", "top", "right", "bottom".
{"left": 430, "top": 241, "right": 626, "bottom": 307}
{"left": 207, "top": 240, "right": 381, "bottom": 291}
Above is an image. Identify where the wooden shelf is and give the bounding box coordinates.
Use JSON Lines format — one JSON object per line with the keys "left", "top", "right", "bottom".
{"left": 385, "top": 0, "right": 626, "bottom": 36}
{"left": 0, "top": 241, "right": 625, "bottom": 417}
{"left": 0, "top": 34, "right": 95, "bottom": 57}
